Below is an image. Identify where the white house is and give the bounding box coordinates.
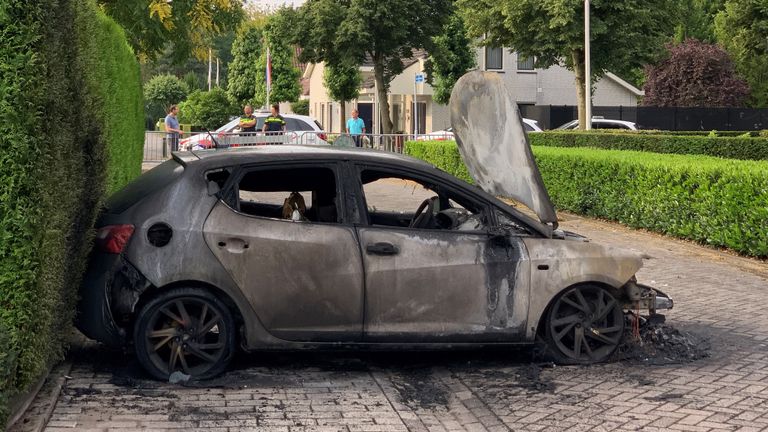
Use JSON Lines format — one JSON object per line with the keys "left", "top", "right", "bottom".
{"left": 305, "top": 47, "right": 643, "bottom": 133}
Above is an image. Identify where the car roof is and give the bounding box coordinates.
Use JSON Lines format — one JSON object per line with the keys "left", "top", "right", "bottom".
{"left": 177, "top": 145, "right": 436, "bottom": 171}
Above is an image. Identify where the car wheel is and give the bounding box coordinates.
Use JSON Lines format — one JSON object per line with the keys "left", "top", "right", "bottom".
{"left": 133, "top": 288, "right": 235, "bottom": 380}
{"left": 545, "top": 285, "right": 624, "bottom": 364}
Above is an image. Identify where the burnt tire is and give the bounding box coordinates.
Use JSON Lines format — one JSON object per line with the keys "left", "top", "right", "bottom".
{"left": 544, "top": 285, "right": 624, "bottom": 364}
{"left": 133, "top": 288, "right": 235, "bottom": 380}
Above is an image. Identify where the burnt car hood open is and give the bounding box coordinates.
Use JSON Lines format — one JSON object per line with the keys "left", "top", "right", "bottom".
{"left": 450, "top": 71, "right": 558, "bottom": 227}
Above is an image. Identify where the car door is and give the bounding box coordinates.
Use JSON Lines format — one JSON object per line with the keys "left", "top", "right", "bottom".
{"left": 202, "top": 162, "right": 364, "bottom": 342}
{"left": 353, "top": 165, "right": 531, "bottom": 342}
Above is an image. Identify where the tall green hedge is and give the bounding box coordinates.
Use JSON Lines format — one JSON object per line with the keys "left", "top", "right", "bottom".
{"left": 76, "top": 5, "right": 145, "bottom": 193}
{"left": 405, "top": 141, "right": 768, "bottom": 257}
{"left": 0, "top": 0, "right": 143, "bottom": 424}
{"left": 529, "top": 131, "right": 768, "bottom": 161}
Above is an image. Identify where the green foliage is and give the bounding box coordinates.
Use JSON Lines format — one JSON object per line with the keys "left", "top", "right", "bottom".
{"left": 178, "top": 88, "right": 237, "bottom": 130}
{"left": 144, "top": 74, "right": 190, "bottom": 124}
{"left": 715, "top": 0, "right": 768, "bottom": 107}
{"left": 291, "top": 99, "right": 310, "bottom": 116}
{"left": 405, "top": 141, "right": 768, "bottom": 257}
{"left": 76, "top": 4, "right": 145, "bottom": 192}
{"left": 673, "top": 0, "right": 724, "bottom": 42}
{"left": 425, "top": 13, "right": 476, "bottom": 105}
{"left": 227, "top": 20, "right": 264, "bottom": 105}
{"left": 0, "top": 323, "right": 16, "bottom": 426}
{"left": 528, "top": 131, "right": 768, "bottom": 161}
{"left": 182, "top": 71, "right": 205, "bottom": 92}
{"left": 254, "top": 8, "right": 302, "bottom": 106}
{"left": 98, "top": 0, "right": 244, "bottom": 62}
{"left": 458, "top": 0, "right": 677, "bottom": 127}
{"left": 0, "top": 0, "right": 143, "bottom": 421}
{"left": 296, "top": 0, "right": 453, "bottom": 133}
{"left": 324, "top": 61, "right": 362, "bottom": 108}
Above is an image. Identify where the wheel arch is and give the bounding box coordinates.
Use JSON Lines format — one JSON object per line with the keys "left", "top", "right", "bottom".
{"left": 533, "top": 281, "right": 623, "bottom": 340}
{"left": 131, "top": 280, "right": 247, "bottom": 342}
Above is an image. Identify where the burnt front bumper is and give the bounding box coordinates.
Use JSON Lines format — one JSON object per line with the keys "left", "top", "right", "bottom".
{"left": 623, "top": 279, "right": 674, "bottom": 313}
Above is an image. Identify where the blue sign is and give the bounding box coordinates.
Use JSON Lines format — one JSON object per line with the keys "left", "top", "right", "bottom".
{"left": 415, "top": 73, "right": 425, "bottom": 83}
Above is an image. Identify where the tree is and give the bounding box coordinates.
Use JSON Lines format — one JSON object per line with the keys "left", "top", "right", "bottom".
{"left": 424, "top": 13, "right": 476, "bottom": 105}
{"left": 143, "top": 74, "right": 190, "bottom": 122}
{"left": 674, "top": 0, "right": 726, "bottom": 43}
{"left": 98, "top": 0, "right": 244, "bottom": 61}
{"left": 297, "top": 0, "right": 453, "bottom": 134}
{"left": 178, "top": 88, "right": 238, "bottom": 129}
{"left": 227, "top": 20, "right": 265, "bottom": 105}
{"left": 458, "top": 0, "right": 677, "bottom": 129}
{"left": 324, "top": 61, "right": 362, "bottom": 128}
{"left": 715, "top": 0, "right": 768, "bottom": 107}
{"left": 142, "top": 30, "right": 238, "bottom": 89}
{"left": 292, "top": 99, "right": 310, "bottom": 115}
{"left": 642, "top": 39, "right": 750, "bottom": 107}
{"left": 254, "top": 7, "right": 302, "bottom": 106}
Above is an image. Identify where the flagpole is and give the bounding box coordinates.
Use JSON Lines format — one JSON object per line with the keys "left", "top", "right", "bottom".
{"left": 266, "top": 45, "right": 271, "bottom": 109}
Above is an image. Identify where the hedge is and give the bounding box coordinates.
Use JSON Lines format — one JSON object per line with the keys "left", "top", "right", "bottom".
{"left": 529, "top": 132, "right": 768, "bottom": 161}
{"left": 561, "top": 129, "right": 765, "bottom": 137}
{"left": 405, "top": 141, "right": 768, "bottom": 258}
{"left": 0, "top": 0, "right": 143, "bottom": 425}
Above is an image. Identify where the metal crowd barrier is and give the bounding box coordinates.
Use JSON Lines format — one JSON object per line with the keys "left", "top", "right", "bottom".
{"left": 143, "top": 130, "right": 455, "bottom": 162}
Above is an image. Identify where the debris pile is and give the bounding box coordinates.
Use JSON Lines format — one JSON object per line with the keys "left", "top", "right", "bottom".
{"left": 616, "top": 315, "right": 710, "bottom": 365}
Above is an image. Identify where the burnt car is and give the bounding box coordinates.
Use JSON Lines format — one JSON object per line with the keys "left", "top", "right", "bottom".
{"left": 77, "top": 72, "right": 672, "bottom": 380}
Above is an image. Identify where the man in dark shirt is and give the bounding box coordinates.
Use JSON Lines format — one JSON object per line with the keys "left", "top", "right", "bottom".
{"left": 262, "top": 104, "right": 287, "bottom": 134}
{"left": 239, "top": 105, "right": 257, "bottom": 133}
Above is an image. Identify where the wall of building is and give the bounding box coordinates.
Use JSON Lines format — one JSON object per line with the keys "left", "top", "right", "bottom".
{"left": 475, "top": 47, "right": 640, "bottom": 107}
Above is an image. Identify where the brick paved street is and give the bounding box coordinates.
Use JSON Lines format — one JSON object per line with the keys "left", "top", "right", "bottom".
{"left": 15, "top": 186, "right": 768, "bottom": 432}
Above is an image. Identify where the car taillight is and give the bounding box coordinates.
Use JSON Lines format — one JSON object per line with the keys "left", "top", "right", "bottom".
{"left": 96, "top": 224, "right": 135, "bottom": 254}
{"left": 318, "top": 133, "right": 327, "bottom": 141}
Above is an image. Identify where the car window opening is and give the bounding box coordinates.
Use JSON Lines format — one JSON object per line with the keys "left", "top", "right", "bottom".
{"left": 236, "top": 167, "right": 339, "bottom": 223}
{"left": 360, "top": 170, "right": 487, "bottom": 231}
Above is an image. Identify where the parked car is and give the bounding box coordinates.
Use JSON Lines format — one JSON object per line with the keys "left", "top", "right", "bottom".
{"left": 556, "top": 118, "right": 639, "bottom": 130}
{"left": 417, "top": 118, "right": 542, "bottom": 141}
{"left": 77, "top": 72, "right": 671, "bottom": 380}
{"left": 179, "top": 113, "right": 328, "bottom": 150}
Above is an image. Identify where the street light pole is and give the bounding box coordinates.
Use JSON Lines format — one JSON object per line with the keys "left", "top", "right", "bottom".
{"left": 584, "top": 0, "right": 592, "bottom": 130}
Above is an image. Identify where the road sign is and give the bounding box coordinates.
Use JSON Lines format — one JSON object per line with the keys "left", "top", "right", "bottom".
{"left": 415, "top": 73, "right": 425, "bottom": 83}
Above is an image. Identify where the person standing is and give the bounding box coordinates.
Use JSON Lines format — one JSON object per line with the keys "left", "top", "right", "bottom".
{"left": 164, "top": 105, "right": 183, "bottom": 151}
{"left": 262, "top": 104, "right": 287, "bottom": 144}
{"left": 346, "top": 109, "right": 366, "bottom": 147}
{"left": 239, "top": 105, "right": 257, "bottom": 133}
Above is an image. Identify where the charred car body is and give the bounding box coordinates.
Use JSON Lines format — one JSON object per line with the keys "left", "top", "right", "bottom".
{"left": 77, "top": 72, "right": 672, "bottom": 379}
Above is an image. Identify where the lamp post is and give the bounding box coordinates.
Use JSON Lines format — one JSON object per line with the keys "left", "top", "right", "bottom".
{"left": 584, "top": 0, "right": 592, "bottom": 130}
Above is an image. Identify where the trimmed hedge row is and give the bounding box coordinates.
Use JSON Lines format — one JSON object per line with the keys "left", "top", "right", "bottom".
{"left": 405, "top": 141, "right": 768, "bottom": 258}
{"left": 0, "top": 0, "right": 143, "bottom": 424}
{"left": 529, "top": 131, "right": 768, "bottom": 161}
{"left": 76, "top": 5, "right": 145, "bottom": 193}
{"left": 565, "top": 129, "right": 765, "bottom": 137}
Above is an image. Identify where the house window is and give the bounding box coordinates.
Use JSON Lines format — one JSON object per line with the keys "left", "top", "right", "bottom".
{"left": 517, "top": 55, "right": 535, "bottom": 71}
{"left": 485, "top": 46, "right": 503, "bottom": 70}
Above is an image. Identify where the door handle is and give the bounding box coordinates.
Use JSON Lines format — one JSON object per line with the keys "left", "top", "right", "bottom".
{"left": 366, "top": 242, "right": 399, "bottom": 256}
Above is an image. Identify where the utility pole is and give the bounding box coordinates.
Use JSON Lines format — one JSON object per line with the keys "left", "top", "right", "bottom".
{"left": 584, "top": 0, "right": 592, "bottom": 130}
{"left": 207, "top": 48, "right": 212, "bottom": 91}
{"left": 216, "top": 58, "right": 220, "bottom": 87}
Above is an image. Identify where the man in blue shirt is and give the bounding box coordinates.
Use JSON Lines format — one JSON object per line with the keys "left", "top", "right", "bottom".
{"left": 346, "top": 109, "right": 366, "bottom": 147}
{"left": 164, "top": 105, "right": 182, "bottom": 151}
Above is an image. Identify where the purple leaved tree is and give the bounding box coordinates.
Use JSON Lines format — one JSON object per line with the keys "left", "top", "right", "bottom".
{"left": 643, "top": 39, "right": 750, "bottom": 107}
